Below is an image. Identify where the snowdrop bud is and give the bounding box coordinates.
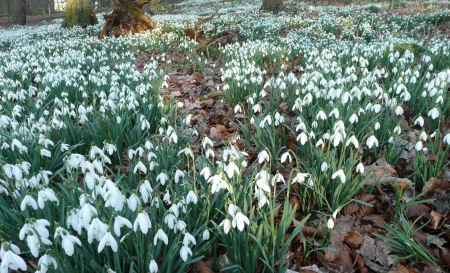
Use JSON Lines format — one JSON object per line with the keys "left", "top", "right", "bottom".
{"left": 202, "top": 229, "right": 210, "bottom": 240}
{"left": 327, "top": 218, "right": 334, "bottom": 229}
{"left": 321, "top": 162, "right": 329, "bottom": 171}
{"left": 415, "top": 141, "right": 423, "bottom": 151}
{"left": 149, "top": 260, "right": 158, "bottom": 273}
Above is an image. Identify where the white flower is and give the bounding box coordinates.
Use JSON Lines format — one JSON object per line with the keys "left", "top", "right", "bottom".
{"left": 134, "top": 211, "right": 151, "bottom": 234}
{"left": 394, "top": 106, "right": 404, "bottom": 115}
{"left": 415, "top": 141, "right": 423, "bottom": 151}
{"left": 174, "top": 220, "right": 187, "bottom": 233}
{"left": 164, "top": 214, "right": 177, "bottom": 230}
{"left": 127, "top": 192, "right": 141, "bottom": 212}
{"left": 443, "top": 133, "right": 450, "bottom": 145}
{"left": 98, "top": 230, "right": 117, "bottom": 253}
{"left": 202, "top": 136, "right": 214, "bottom": 149}
{"left": 186, "top": 191, "right": 198, "bottom": 204}
{"left": 202, "top": 229, "right": 210, "bottom": 240}
{"left": 255, "top": 169, "right": 271, "bottom": 192}
{"left": 174, "top": 169, "right": 184, "bottom": 183}
{"left": 258, "top": 150, "right": 270, "bottom": 164}
{"left": 280, "top": 152, "right": 292, "bottom": 163}
{"left": 219, "top": 219, "right": 232, "bottom": 234}
{"left": 316, "top": 110, "right": 327, "bottom": 120}
{"left": 40, "top": 149, "right": 51, "bottom": 158}
{"left": 88, "top": 218, "right": 107, "bottom": 244}
{"left": 297, "top": 132, "right": 308, "bottom": 145}
{"left": 149, "top": 260, "right": 158, "bottom": 273}
{"left": 37, "top": 253, "right": 57, "bottom": 273}
{"left": 356, "top": 163, "right": 364, "bottom": 173}
{"left": 114, "top": 215, "right": 132, "bottom": 237}
{"left": 200, "top": 167, "right": 211, "bottom": 180}
{"left": 374, "top": 122, "right": 380, "bottom": 130}
{"left": 346, "top": 136, "right": 359, "bottom": 149}
{"left": 155, "top": 172, "right": 168, "bottom": 186}
{"left": 366, "top": 135, "right": 379, "bottom": 149}
{"left": 414, "top": 116, "right": 424, "bottom": 127}
{"left": 292, "top": 172, "right": 309, "bottom": 184}
{"left": 327, "top": 218, "right": 334, "bottom": 229}
{"left": 180, "top": 245, "right": 193, "bottom": 262}
{"left": 154, "top": 229, "right": 169, "bottom": 245}
{"left": 60, "top": 233, "right": 82, "bottom": 256}
{"left": 232, "top": 212, "right": 250, "bottom": 231}
{"left": 133, "top": 161, "right": 147, "bottom": 174}
{"left": 331, "top": 170, "right": 346, "bottom": 183}
{"left": 349, "top": 114, "right": 358, "bottom": 123}
{"left": 428, "top": 107, "right": 440, "bottom": 120}
{"left": 321, "top": 162, "right": 329, "bottom": 172}
{"left": 0, "top": 247, "right": 27, "bottom": 272}
{"left": 37, "top": 188, "right": 59, "bottom": 209}
{"left": 183, "top": 232, "right": 196, "bottom": 246}
{"left": 225, "top": 161, "right": 240, "bottom": 178}
{"left": 21, "top": 195, "right": 38, "bottom": 211}
{"left": 139, "top": 180, "right": 153, "bottom": 203}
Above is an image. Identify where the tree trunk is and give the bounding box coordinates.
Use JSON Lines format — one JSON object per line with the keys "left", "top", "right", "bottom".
{"left": 63, "top": 0, "right": 98, "bottom": 28}
{"left": 99, "top": 0, "right": 156, "bottom": 39}
{"left": 1, "top": 0, "right": 10, "bottom": 17}
{"left": 260, "top": 0, "right": 283, "bottom": 13}
{"left": 8, "top": 0, "right": 26, "bottom": 25}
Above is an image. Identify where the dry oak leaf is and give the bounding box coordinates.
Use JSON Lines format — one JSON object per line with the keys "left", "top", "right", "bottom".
{"left": 423, "top": 177, "right": 450, "bottom": 193}
{"left": 357, "top": 235, "right": 398, "bottom": 272}
{"left": 344, "top": 231, "right": 364, "bottom": 249}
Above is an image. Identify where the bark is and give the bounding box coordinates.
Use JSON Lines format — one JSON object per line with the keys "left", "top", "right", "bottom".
{"left": 8, "top": 0, "right": 26, "bottom": 25}
{"left": 63, "top": 0, "right": 98, "bottom": 28}
{"left": 260, "top": 0, "right": 283, "bottom": 13}
{"left": 99, "top": 0, "right": 156, "bottom": 39}
{"left": 1, "top": 0, "right": 10, "bottom": 16}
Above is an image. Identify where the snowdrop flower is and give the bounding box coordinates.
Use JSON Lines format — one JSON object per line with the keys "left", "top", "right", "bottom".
{"left": 98, "top": 229, "right": 117, "bottom": 253}
{"left": 88, "top": 218, "right": 107, "bottom": 244}
{"left": 154, "top": 229, "right": 169, "bottom": 245}
{"left": 58, "top": 229, "right": 82, "bottom": 256}
{"left": 133, "top": 161, "right": 147, "bottom": 174}
{"left": 321, "top": 162, "right": 329, "bottom": 172}
{"left": 327, "top": 218, "right": 334, "bottom": 229}
{"left": 139, "top": 180, "right": 153, "bottom": 203}
{"left": 374, "top": 122, "right": 380, "bottom": 130}
{"left": 11, "top": 139, "right": 28, "bottom": 154}
{"left": 394, "top": 106, "right": 404, "bottom": 115}
{"left": 202, "top": 229, "right": 210, "bottom": 240}
{"left": 134, "top": 210, "right": 151, "bottom": 234}
{"left": 37, "top": 188, "right": 59, "bottom": 209}
{"left": 331, "top": 170, "right": 346, "bottom": 183}
{"left": 113, "top": 215, "right": 132, "bottom": 236}
{"left": 219, "top": 218, "right": 232, "bottom": 234}
{"left": 149, "top": 260, "right": 158, "bottom": 273}
{"left": 180, "top": 245, "right": 193, "bottom": 262}
{"left": 127, "top": 191, "right": 141, "bottom": 212}
{"left": 0, "top": 242, "right": 27, "bottom": 272}
{"left": 174, "top": 169, "right": 184, "bottom": 183}
{"left": 346, "top": 136, "right": 359, "bottom": 149}
{"left": 428, "top": 107, "right": 440, "bottom": 120}
{"left": 356, "top": 163, "right": 364, "bottom": 173}
{"left": 258, "top": 150, "right": 270, "bottom": 164}
{"left": 164, "top": 214, "right": 177, "bottom": 230}
{"left": 419, "top": 131, "right": 428, "bottom": 141}
{"left": 232, "top": 212, "right": 250, "bottom": 231}
{"left": 37, "top": 253, "right": 57, "bottom": 273}
{"left": 292, "top": 172, "right": 309, "bottom": 184}
{"left": 40, "top": 149, "right": 51, "bottom": 158}
{"left": 174, "top": 220, "right": 187, "bottom": 233}
{"left": 21, "top": 195, "right": 38, "bottom": 211}
{"left": 443, "top": 133, "right": 450, "bottom": 145}
{"left": 225, "top": 161, "right": 240, "bottom": 178}
{"left": 316, "top": 110, "right": 327, "bottom": 120}
{"left": 183, "top": 232, "right": 196, "bottom": 246}
{"left": 366, "top": 135, "right": 379, "bottom": 149}
{"left": 186, "top": 190, "right": 198, "bottom": 204}
{"left": 349, "top": 114, "right": 358, "bottom": 124}
{"left": 415, "top": 141, "right": 423, "bottom": 151}
{"left": 27, "top": 232, "right": 51, "bottom": 257}
{"left": 255, "top": 169, "right": 271, "bottom": 192}
{"left": 280, "top": 152, "right": 292, "bottom": 163}
{"left": 297, "top": 132, "right": 308, "bottom": 145}
{"left": 163, "top": 190, "right": 171, "bottom": 205}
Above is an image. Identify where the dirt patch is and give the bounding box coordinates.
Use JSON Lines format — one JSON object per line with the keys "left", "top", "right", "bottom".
{"left": 0, "top": 13, "right": 64, "bottom": 28}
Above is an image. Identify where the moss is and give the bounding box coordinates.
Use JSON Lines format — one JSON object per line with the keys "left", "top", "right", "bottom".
{"left": 62, "top": 0, "right": 98, "bottom": 28}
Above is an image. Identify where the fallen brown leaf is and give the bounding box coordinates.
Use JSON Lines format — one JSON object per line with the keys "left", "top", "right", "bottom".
{"left": 440, "top": 247, "right": 450, "bottom": 266}
{"left": 406, "top": 203, "right": 430, "bottom": 219}
{"left": 429, "top": 210, "right": 442, "bottom": 230}
{"left": 344, "top": 231, "right": 363, "bottom": 248}
{"left": 387, "top": 264, "right": 409, "bottom": 273}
